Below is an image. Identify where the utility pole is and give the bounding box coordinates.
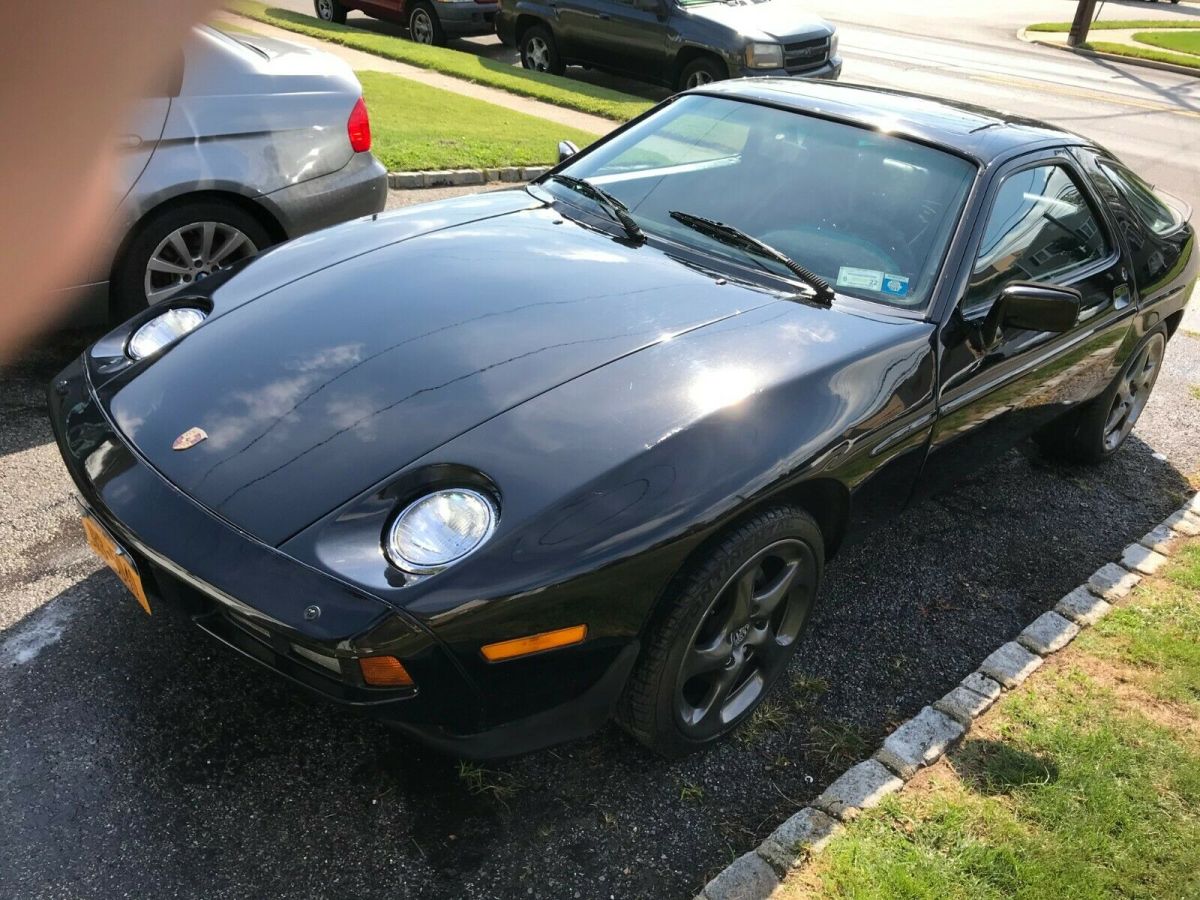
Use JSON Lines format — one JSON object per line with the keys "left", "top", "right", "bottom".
{"left": 1067, "top": 0, "right": 1099, "bottom": 47}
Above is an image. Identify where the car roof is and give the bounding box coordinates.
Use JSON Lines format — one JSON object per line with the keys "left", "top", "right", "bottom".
{"left": 695, "top": 79, "right": 1083, "bottom": 165}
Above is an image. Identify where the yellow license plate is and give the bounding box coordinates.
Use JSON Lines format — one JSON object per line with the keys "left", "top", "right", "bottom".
{"left": 82, "top": 514, "right": 151, "bottom": 615}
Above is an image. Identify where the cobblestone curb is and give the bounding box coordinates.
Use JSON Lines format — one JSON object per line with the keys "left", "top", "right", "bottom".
{"left": 695, "top": 491, "right": 1200, "bottom": 900}
{"left": 387, "top": 165, "right": 551, "bottom": 189}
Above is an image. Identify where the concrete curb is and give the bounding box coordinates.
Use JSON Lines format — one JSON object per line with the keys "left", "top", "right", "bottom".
{"left": 695, "top": 491, "right": 1200, "bottom": 900}
{"left": 387, "top": 166, "right": 550, "bottom": 190}
{"left": 1017, "top": 27, "right": 1200, "bottom": 78}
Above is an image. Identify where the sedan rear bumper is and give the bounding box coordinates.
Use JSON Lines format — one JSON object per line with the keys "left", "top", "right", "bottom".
{"left": 262, "top": 150, "right": 388, "bottom": 240}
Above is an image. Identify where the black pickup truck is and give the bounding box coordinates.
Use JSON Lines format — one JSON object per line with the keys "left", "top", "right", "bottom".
{"left": 495, "top": 0, "right": 841, "bottom": 91}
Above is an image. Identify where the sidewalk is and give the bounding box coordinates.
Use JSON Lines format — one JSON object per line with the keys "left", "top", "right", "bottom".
{"left": 1021, "top": 23, "right": 1200, "bottom": 76}
{"left": 213, "top": 12, "right": 615, "bottom": 135}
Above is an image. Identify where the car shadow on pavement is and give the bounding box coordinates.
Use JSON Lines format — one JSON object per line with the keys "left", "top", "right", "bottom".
{"left": 1, "top": 420, "right": 1193, "bottom": 898}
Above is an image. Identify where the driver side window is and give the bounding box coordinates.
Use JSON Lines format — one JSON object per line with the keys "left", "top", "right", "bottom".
{"left": 964, "top": 164, "right": 1109, "bottom": 314}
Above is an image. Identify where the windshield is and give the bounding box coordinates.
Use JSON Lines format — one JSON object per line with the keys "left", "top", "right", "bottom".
{"left": 549, "top": 95, "right": 977, "bottom": 309}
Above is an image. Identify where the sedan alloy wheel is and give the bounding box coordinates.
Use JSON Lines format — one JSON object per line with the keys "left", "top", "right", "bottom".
{"left": 144, "top": 222, "right": 258, "bottom": 306}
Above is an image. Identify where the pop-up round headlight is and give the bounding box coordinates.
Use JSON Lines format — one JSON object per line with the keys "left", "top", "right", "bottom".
{"left": 127, "top": 307, "right": 206, "bottom": 360}
{"left": 385, "top": 488, "right": 497, "bottom": 575}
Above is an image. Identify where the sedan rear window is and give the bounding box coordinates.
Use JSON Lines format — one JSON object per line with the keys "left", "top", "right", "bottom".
{"left": 553, "top": 94, "right": 977, "bottom": 308}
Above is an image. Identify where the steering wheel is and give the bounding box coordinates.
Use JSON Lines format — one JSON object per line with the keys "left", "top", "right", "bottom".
{"left": 760, "top": 224, "right": 909, "bottom": 292}
{"left": 816, "top": 213, "right": 920, "bottom": 277}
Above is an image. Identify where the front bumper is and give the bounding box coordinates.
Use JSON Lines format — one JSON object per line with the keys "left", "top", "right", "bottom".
{"left": 437, "top": 1, "right": 499, "bottom": 36}
{"left": 262, "top": 151, "right": 388, "bottom": 240}
{"left": 736, "top": 56, "right": 842, "bottom": 81}
{"left": 47, "top": 354, "right": 635, "bottom": 758}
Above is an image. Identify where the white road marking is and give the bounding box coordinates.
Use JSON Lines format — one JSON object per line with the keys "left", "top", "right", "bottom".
{"left": 0, "top": 597, "right": 75, "bottom": 666}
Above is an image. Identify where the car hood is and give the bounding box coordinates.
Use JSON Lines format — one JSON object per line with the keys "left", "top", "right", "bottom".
{"left": 688, "top": 0, "right": 833, "bottom": 42}
{"left": 104, "top": 196, "right": 782, "bottom": 546}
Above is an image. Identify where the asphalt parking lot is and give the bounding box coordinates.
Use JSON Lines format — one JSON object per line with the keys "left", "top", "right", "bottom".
{"left": 2, "top": 189, "right": 1198, "bottom": 896}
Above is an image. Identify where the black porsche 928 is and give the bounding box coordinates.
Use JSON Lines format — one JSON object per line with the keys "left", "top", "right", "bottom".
{"left": 51, "top": 80, "right": 1195, "bottom": 758}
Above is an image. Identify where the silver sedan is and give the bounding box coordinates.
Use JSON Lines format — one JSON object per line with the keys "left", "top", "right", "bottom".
{"left": 64, "top": 25, "right": 387, "bottom": 322}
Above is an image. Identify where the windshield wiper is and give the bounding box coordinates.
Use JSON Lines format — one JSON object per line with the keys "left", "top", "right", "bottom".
{"left": 668, "top": 210, "right": 835, "bottom": 305}
{"left": 547, "top": 174, "right": 645, "bottom": 244}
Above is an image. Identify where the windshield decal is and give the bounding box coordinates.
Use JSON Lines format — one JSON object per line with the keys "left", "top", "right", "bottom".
{"left": 836, "top": 266, "right": 884, "bottom": 291}
{"left": 881, "top": 274, "right": 910, "bottom": 298}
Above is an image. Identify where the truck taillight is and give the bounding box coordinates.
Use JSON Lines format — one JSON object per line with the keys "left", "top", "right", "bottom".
{"left": 347, "top": 97, "right": 371, "bottom": 153}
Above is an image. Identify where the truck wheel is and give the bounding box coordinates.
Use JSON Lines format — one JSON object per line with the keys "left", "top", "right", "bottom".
{"left": 314, "top": 0, "right": 347, "bottom": 24}
{"left": 520, "top": 24, "right": 564, "bottom": 75}
{"left": 617, "top": 506, "right": 823, "bottom": 757}
{"left": 1033, "top": 326, "right": 1168, "bottom": 464}
{"left": 677, "top": 56, "right": 726, "bottom": 91}
{"left": 408, "top": 3, "right": 446, "bottom": 46}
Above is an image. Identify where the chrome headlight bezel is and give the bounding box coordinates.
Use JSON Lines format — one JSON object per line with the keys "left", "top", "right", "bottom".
{"left": 125, "top": 306, "right": 207, "bottom": 361}
{"left": 384, "top": 488, "right": 499, "bottom": 576}
{"left": 745, "top": 42, "right": 784, "bottom": 69}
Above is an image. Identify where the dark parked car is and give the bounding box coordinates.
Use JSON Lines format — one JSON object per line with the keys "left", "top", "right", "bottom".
{"left": 496, "top": 0, "right": 840, "bottom": 90}
{"left": 315, "top": 0, "right": 499, "bottom": 45}
{"left": 51, "top": 80, "right": 1194, "bottom": 759}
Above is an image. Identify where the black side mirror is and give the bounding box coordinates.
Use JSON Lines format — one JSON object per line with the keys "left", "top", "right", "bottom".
{"left": 557, "top": 140, "right": 579, "bottom": 163}
{"left": 980, "top": 281, "right": 1081, "bottom": 346}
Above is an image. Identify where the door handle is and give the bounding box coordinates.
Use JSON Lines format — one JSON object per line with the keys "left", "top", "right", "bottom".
{"left": 116, "top": 134, "right": 143, "bottom": 150}
{"left": 1113, "top": 283, "right": 1131, "bottom": 309}
{"left": 598, "top": 12, "right": 610, "bottom": 18}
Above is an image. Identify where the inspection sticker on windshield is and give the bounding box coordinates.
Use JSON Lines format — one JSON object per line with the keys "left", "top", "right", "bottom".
{"left": 881, "top": 274, "right": 910, "bottom": 298}
{"left": 836, "top": 267, "right": 884, "bottom": 291}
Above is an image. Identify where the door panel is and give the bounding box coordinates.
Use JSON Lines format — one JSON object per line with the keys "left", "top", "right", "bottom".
{"left": 112, "top": 98, "right": 171, "bottom": 208}
{"left": 917, "top": 154, "right": 1135, "bottom": 499}
{"left": 553, "top": 0, "right": 666, "bottom": 74}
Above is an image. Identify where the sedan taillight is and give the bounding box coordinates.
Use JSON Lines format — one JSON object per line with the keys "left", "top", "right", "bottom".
{"left": 347, "top": 96, "right": 371, "bottom": 153}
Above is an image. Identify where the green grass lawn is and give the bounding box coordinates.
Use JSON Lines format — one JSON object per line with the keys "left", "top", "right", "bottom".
{"left": 358, "top": 70, "right": 597, "bottom": 170}
{"left": 225, "top": 0, "right": 652, "bottom": 122}
{"left": 780, "top": 539, "right": 1200, "bottom": 899}
{"left": 1028, "top": 19, "right": 1200, "bottom": 32}
{"left": 1134, "top": 28, "right": 1200, "bottom": 56}
{"left": 1084, "top": 39, "right": 1200, "bottom": 70}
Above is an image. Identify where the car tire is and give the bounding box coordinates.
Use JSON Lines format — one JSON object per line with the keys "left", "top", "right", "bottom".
{"left": 519, "top": 24, "right": 564, "bottom": 75}
{"left": 407, "top": 2, "right": 446, "bottom": 46}
{"left": 313, "top": 0, "right": 348, "bottom": 24}
{"left": 617, "top": 505, "right": 824, "bottom": 758}
{"left": 677, "top": 56, "right": 726, "bottom": 92}
{"left": 111, "top": 199, "right": 272, "bottom": 322}
{"left": 1033, "top": 325, "right": 1169, "bottom": 464}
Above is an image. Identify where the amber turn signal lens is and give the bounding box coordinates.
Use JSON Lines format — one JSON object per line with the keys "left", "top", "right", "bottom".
{"left": 358, "top": 655, "right": 415, "bottom": 687}
{"left": 480, "top": 624, "right": 587, "bottom": 662}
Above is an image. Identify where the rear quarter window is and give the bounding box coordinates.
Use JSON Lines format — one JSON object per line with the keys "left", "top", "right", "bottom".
{"left": 1099, "top": 162, "right": 1184, "bottom": 236}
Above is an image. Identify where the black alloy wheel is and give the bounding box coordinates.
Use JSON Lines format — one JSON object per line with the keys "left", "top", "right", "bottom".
{"left": 618, "top": 505, "right": 823, "bottom": 757}
{"left": 1034, "top": 325, "right": 1168, "bottom": 464}
{"left": 675, "top": 538, "right": 817, "bottom": 739}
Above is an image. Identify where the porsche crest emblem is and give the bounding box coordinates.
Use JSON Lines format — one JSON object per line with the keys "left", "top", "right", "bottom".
{"left": 172, "top": 427, "right": 208, "bottom": 451}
